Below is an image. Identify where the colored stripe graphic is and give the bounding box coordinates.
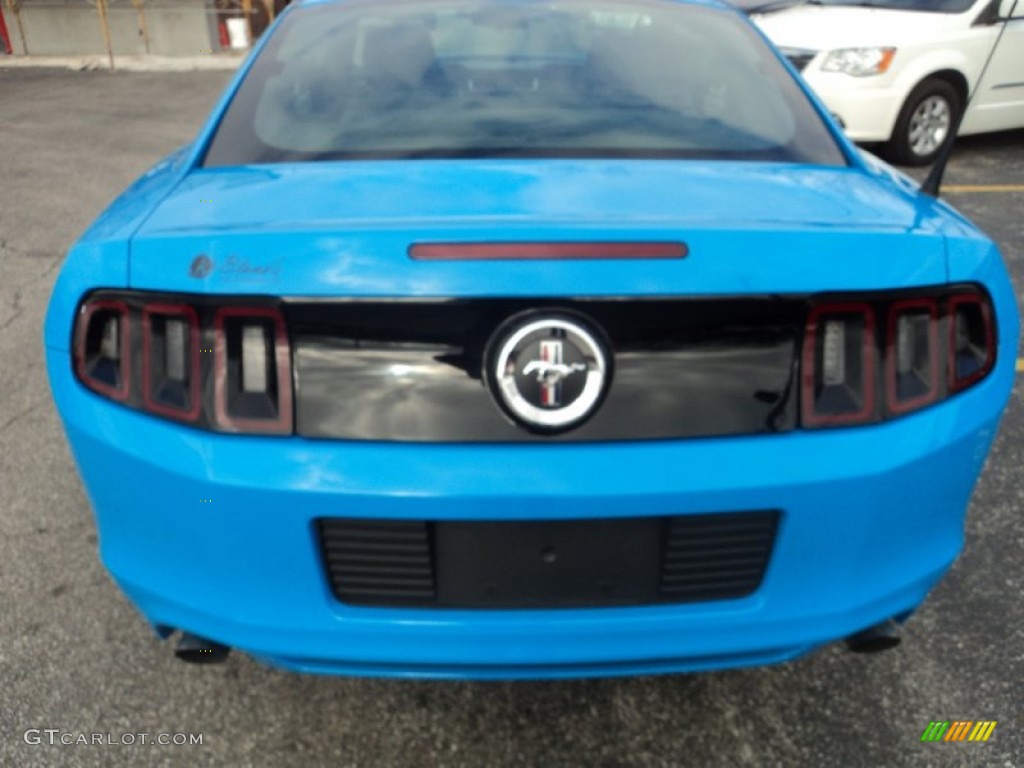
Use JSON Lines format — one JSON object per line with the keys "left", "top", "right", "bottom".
{"left": 921, "top": 721, "right": 996, "bottom": 742}
{"left": 969, "top": 722, "right": 997, "bottom": 742}
{"left": 944, "top": 721, "right": 972, "bottom": 741}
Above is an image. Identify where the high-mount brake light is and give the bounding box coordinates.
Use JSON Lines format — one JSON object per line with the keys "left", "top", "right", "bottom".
{"left": 408, "top": 242, "right": 688, "bottom": 261}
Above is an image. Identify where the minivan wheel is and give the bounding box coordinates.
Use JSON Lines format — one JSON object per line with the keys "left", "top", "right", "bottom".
{"left": 882, "top": 78, "right": 962, "bottom": 167}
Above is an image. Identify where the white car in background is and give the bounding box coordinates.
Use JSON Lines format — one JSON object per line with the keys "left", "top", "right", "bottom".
{"left": 750, "top": 0, "right": 1024, "bottom": 165}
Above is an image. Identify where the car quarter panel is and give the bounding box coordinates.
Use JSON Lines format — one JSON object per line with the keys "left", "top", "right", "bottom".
{"left": 43, "top": 147, "right": 191, "bottom": 352}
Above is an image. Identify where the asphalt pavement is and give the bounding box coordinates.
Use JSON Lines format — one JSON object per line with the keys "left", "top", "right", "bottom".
{"left": 0, "top": 68, "right": 1021, "bottom": 768}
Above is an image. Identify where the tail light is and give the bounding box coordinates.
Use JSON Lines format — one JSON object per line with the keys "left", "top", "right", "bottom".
{"left": 886, "top": 298, "right": 939, "bottom": 414}
{"left": 73, "top": 292, "right": 293, "bottom": 435}
{"left": 142, "top": 303, "right": 201, "bottom": 421}
{"left": 802, "top": 303, "right": 875, "bottom": 427}
{"left": 802, "top": 286, "right": 997, "bottom": 428}
{"left": 948, "top": 292, "right": 995, "bottom": 392}
{"left": 74, "top": 300, "right": 130, "bottom": 402}
{"left": 214, "top": 307, "right": 292, "bottom": 434}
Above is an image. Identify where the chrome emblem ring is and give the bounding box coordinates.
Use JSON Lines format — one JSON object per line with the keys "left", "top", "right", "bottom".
{"left": 488, "top": 313, "right": 610, "bottom": 432}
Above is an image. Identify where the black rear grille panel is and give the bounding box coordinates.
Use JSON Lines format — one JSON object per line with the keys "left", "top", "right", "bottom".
{"left": 289, "top": 298, "right": 802, "bottom": 442}
{"left": 320, "top": 519, "right": 436, "bottom": 604}
{"left": 660, "top": 512, "right": 779, "bottom": 601}
{"left": 318, "top": 511, "right": 780, "bottom": 608}
{"left": 787, "top": 54, "right": 814, "bottom": 72}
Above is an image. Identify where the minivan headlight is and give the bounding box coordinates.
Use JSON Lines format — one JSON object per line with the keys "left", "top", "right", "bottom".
{"left": 821, "top": 47, "right": 896, "bottom": 76}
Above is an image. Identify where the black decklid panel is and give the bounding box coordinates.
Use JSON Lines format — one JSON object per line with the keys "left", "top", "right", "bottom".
{"left": 289, "top": 298, "right": 801, "bottom": 442}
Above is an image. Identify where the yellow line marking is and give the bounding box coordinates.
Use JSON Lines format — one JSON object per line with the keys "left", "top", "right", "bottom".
{"left": 1016, "top": 358, "right": 1024, "bottom": 373}
{"left": 941, "top": 184, "right": 1024, "bottom": 193}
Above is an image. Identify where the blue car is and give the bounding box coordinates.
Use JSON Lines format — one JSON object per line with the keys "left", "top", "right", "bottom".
{"left": 45, "top": 0, "right": 1018, "bottom": 679}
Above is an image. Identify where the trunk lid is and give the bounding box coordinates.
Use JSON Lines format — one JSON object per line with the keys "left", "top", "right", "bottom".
{"left": 129, "top": 159, "right": 946, "bottom": 296}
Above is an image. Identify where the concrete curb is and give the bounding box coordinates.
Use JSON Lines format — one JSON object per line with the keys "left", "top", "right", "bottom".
{"left": 0, "top": 54, "right": 244, "bottom": 72}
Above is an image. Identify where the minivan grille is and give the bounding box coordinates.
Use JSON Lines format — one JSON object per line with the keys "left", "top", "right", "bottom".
{"left": 781, "top": 48, "right": 817, "bottom": 72}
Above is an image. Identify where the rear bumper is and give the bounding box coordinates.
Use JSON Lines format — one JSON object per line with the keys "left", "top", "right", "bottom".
{"left": 46, "top": 337, "right": 1010, "bottom": 679}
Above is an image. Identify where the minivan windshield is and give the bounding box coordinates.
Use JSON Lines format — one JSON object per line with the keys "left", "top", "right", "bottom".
{"left": 203, "top": 0, "right": 846, "bottom": 166}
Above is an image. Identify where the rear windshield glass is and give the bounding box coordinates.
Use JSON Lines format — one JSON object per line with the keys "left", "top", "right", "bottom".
{"left": 203, "top": 0, "right": 846, "bottom": 166}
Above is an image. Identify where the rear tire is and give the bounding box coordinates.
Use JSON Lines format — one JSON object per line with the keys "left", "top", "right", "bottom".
{"left": 882, "top": 78, "right": 962, "bottom": 167}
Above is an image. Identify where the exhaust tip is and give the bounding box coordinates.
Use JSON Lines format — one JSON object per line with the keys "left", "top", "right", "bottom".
{"left": 845, "top": 619, "right": 902, "bottom": 654}
{"left": 175, "top": 632, "right": 231, "bottom": 664}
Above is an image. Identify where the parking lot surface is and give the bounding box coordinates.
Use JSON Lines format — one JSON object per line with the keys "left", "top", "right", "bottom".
{"left": 1, "top": 69, "right": 1021, "bottom": 767}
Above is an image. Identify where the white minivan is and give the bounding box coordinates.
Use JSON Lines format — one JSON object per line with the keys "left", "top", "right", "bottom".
{"left": 749, "top": 0, "right": 1024, "bottom": 165}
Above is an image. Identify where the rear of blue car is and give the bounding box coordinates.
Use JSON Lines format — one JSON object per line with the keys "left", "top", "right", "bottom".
{"left": 44, "top": 0, "right": 1018, "bottom": 678}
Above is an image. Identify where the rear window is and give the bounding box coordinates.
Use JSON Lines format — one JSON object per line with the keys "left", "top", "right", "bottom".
{"left": 203, "top": 0, "right": 846, "bottom": 166}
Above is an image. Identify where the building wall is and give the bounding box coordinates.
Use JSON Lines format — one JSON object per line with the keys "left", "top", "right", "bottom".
{"left": 2, "top": 0, "right": 217, "bottom": 57}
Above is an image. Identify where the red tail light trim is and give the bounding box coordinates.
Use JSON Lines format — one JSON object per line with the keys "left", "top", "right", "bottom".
{"left": 408, "top": 242, "right": 689, "bottom": 261}
{"left": 74, "top": 299, "right": 131, "bottom": 402}
{"left": 948, "top": 292, "right": 995, "bottom": 393}
{"left": 141, "top": 303, "right": 202, "bottom": 422}
{"left": 213, "top": 306, "right": 293, "bottom": 434}
{"left": 886, "top": 298, "right": 939, "bottom": 415}
{"left": 801, "top": 302, "right": 876, "bottom": 427}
